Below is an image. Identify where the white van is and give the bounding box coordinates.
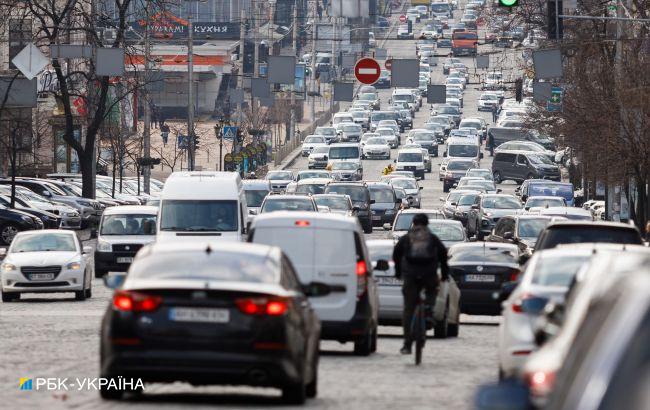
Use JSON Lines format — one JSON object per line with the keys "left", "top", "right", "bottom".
{"left": 327, "top": 143, "right": 363, "bottom": 174}
{"left": 390, "top": 88, "right": 418, "bottom": 111}
{"left": 332, "top": 112, "right": 354, "bottom": 126}
{"left": 444, "top": 136, "right": 482, "bottom": 163}
{"left": 394, "top": 147, "right": 426, "bottom": 179}
{"left": 157, "top": 171, "right": 248, "bottom": 242}
{"left": 249, "top": 212, "right": 379, "bottom": 355}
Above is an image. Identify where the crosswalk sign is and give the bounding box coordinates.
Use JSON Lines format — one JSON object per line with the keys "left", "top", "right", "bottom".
{"left": 223, "top": 126, "right": 238, "bottom": 141}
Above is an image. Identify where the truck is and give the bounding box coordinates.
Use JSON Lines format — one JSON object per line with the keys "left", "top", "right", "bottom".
{"left": 451, "top": 30, "right": 478, "bottom": 56}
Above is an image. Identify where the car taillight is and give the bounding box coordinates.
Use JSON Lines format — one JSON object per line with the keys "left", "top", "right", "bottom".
{"left": 512, "top": 293, "right": 533, "bottom": 313}
{"left": 356, "top": 260, "right": 368, "bottom": 300}
{"left": 236, "top": 297, "right": 289, "bottom": 316}
{"left": 295, "top": 220, "right": 310, "bottom": 227}
{"left": 526, "top": 370, "right": 556, "bottom": 397}
{"left": 509, "top": 268, "right": 521, "bottom": 282}
{"left": 112, "top": 291, "right": 161, "bottom": 312}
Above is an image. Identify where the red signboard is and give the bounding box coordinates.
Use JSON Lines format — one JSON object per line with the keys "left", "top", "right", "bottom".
{"left": 385, "top": 59, "right": 393, "bottom": 70}
{"left": 354, "top": 58, "right": 381, "bottom": 85}
{"left": 399, "top": 15, "right": 407, "bottom": 23}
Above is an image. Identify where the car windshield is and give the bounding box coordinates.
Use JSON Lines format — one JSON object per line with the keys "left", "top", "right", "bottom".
{"left": 312, "top": 146, "right": 330, "bottom": 154}
{"left": 359, "top": 93, "right": 375, "bottom": 101}
{"left": 471, "top": 180, "right": 496, "bottom": 190}
{"left": 369, "top": 187, "right": 394, "bottom": 203}
{"left": 267, "top": 171, "right": 293, "bottom": 180}
{"left": 412, "top": 133, "right": 434, "bottom": 141}
{"left": 261, "top": 198, "right": 315, "bottom": 212}
{"left": 529, "top": 183, "right": 574, "bottom": 201}
{"left": 398, "top": 152, "right": 423, "bottom": 162}
{"left": 518, "top": 218, "right": 551, "bottom": 238}
{"left": 371, "top": 112, "right": 393, "bottom": 122}
{"left": 482, "top": 196, "right": 521, "bottom": 209}
{"left": 531, "top": 255, "right": 590, "bottom": 287}
{"left": 448, "top": 246, "right": 518, "bottom": 263}
{"left": 541, "top": 227, "right": 642, "bottom": 248}
{"left": 304, "top": 136, "right": 325, "bottom": 144}
{"left": 160, "top": 200, "right": 238, "bottom": 232}
{"left": 527, "top": 154, "right": 554, "bottom": 165}
{"left": 453, "top": 32, "right": 478, "bottom": 40}
{"left": 313, "top": 196, "right": 350, "bottom": 210}
{"left": 460, "top": 121, "right": 481, "bottom": 129}
{"left": 458, "top": 194, "right": 478, "bottom": 205}
{"left": 10, "top": 233, "right": 76, "bottom": 252}
{"left": 429, "top": 224, "right": 465, "bottom": 241}
{"left": 448, "top": 145, "right": 479, "bottom": 157}
{"left": 131, "top": 252, "right": 276, "bottom": 283}
{"left": 315, "top": 127, "right": 336, "bottom": 136}
{"left": 299, "top": 171, "right": 328, "bottom": 180}
{"left": 481, "top": 94, "right": 498, "bottom": 101}
{"left": 325, "top": 185, "right": 369, "bottom": 202}
{"left": 367, "top": 137, "right": 388, "bottom": 145}
{"left": 527, "top": 197, "right": 564, "bottom": 208}
{"left": 394, "top": 213, "right": 438, "bottom": 230}
{"left": 447, "top": 161, "right": 474, "bottom": 171}
{"left": 332, "top": 162, "right": 357, "bottom": 170}
{"left": 391, "top": 179, "right": 417, "bottom": 190}
{"left": 467, "top": 170, "right": 491, "bottom": 179}
{"left": 393, "top": 94, "right": 414, "bottom": 102}
{"left": 295, "top": 183, "right": 326, "bottom": 195}
{"left": 378, "top": 129, "right": 394, "bottom": 136}
{"left": 438, "top": 106, "right": 459, "bottom": 114}
{"left": 245, "top": 189, "right": 269, "bottom": 207}
{"left": 329, "top": 146, "right": 360, "bottom": 160}
{"left": 341, "top": 124, "right": 361, "bottom": 133}
{"left": 101, "top": 214, "right": 157, "bottom": 235}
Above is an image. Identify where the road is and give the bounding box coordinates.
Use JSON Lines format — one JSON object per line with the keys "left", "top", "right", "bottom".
{"left": 1, "top": 4, "right": 523, "bottom": 410}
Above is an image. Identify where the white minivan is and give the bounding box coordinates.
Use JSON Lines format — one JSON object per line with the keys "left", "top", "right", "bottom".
{"left": 394, "top": 147, "right": 426, "bottom": 179}
{"left": 249, "top": 212, "right": 379, "bottom": 355}
{"left": 157, "top": 171, "right": 248, "bottom": 242}
{"left": 444, "top": 136, "right": 482, "bottom": 163}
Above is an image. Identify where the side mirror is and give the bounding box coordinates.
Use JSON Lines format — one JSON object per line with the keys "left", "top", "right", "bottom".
{"left": 103, "top": 273, "right": 127, "bottom": 289}
{"left": 42, "top": 191, "right": 52, "bottom": 198}
{"left": 524, "top": 206, "right": 530, "bottom": 211}
{"left": 352, "top": 206, "right": 360, "bottom": 212}
{"left": 323, "top": 155, "right": 328, "bottom": 161}
{"left": 393, "top": 159, "right": 397, "bottom": 163}
{"left": 518, "top": 253, "right": 531, "bottom": 266}
{"left": 443, "top": 151, "right": 447, "bottom": 157}
{"left": 503, "top": 232, "right": 514, "bottom": 240}
{"left": 249, "top": 209, "right": 258, "bottom": 215}
{"left": 90, "top": 229, "right": 98, "bottom": 239}
{"left": 82, "top": 246, "right": 93, "bottom": 254}
{"left": 374, "top": 259, "right": 390, "bottom": 271}
{"left": 496, "top": 189, "right": 502, "bottom": 193}
{"left": 520, "top": 296, "right": 550, "bottom": 315}
{"left": 450, "top": 202, "right": 457, "bottom": 206}
{"left": 439, "top": 196, "right": 445, "bottom": 202}
{"left": 383, "top": 223, "right": 392, "bottom": 231}
{"left": 521, "top": 195, "right": 528, "bottom": 202}
{"left": 452, "top": 183, "right": 458, "bottom": 188}
{"left": 303, "top": 281, "right": 334, "bottom": 297}
{"left": 419, "top": 186, "right": 424, "bottom": 190}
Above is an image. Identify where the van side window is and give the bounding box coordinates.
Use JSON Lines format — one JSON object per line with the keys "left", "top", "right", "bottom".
{"left": 517, "top": 155, "right": 527, "bottom": 165}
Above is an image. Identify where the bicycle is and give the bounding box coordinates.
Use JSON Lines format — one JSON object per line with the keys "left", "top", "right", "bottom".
{"left": 410, "top": 291, "right": 430, "bottom": 365}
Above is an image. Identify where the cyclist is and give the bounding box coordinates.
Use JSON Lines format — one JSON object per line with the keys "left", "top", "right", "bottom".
{"left": 392, "top": 213, "right": 449, "bottom": 354}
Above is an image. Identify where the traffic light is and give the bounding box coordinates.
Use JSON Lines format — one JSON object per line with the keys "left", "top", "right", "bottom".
{"left": 515, "top": 78, "right": 523, "bottom": 102}
{"left": 499, "top": 0, "right": 519, "bottom": 7}
{"left": 547, "top": 1, "right": 564, "bottom": 39}
{"left": 243, "top": 40, "right": 255, "bottom": 75}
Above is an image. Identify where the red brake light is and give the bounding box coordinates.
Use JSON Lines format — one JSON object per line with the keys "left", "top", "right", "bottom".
{"left": 356, "top": 260, "right": 368, "bottom": 276}
{"left": 112, "top": 291, "right": 161, "bottom": 312}
{"left": 527, "top": 370, "right": 556, "bottom": 397}
{"left": 236, "top": 297, "right": 289, "bottom": 316}
{"left": 295, "top": 220, "right": 310, "bottom": 227}
{"left": 509, "top": 268, "right": 521, "bottom": 282}
{"left": 356, "top": 260, "right": 368, "bottom": 300}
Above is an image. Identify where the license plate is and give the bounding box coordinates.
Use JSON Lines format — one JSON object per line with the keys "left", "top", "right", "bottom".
{"left": 30, "top": 273, "right": 54, "bottom": 281}
{"left": 117, "top": 257, "right": 134, "bottom": 263}
{"left": 377, "top": 276, "right": 402, "bottom": 286}
{"left": 169, "top": 308, "right": 230, "bottom": 323}
{"left": 372, "top": 216, "right": 381, "bottom": 221}
{"left": 465, "top": 274, "right": 495, "bottom": 282}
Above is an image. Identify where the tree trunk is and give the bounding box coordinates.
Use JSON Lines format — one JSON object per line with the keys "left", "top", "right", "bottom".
{"left": 79, "top": 152, "right": 94, "bottom": 198}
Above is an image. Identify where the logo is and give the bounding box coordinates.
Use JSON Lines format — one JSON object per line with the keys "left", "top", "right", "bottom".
{"left": 125, "top": 246, "right": 130, "bottom": 250}
{"left": 19, "top": 378, "right": 33, "bottom": 390}
{"left": 476, "top": 266, "right": 484, "bottom": 272}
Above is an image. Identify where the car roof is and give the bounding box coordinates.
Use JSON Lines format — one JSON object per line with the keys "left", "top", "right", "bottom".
{"left": 450, "top": 242, "right": 519, "bottom": 251}
{"left": 103, "top": 205, "right": 158, "bottom": 216}
{"left": 398, "top": 147, "right": 424, "bottom": 153}
{"left": 399, "top": 208, "right": 443, "bottom": 214}
{"left": 297, "top": 178, "right": 331, "bottom": 185}
{"left": 15, "top": 229, "right": 76, "bottom": 237}
{"left": 545, "top": 220, "right": 638, "bottom": 229}
{"left": 366, "top": 239, "right": 396, "bottom": 248}
{"left": 250, "top": 211, "right": 360, "bottom": 230}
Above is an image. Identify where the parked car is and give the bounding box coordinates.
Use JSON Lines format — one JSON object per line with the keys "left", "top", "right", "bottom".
{"left": 0, "top": 205, "right": 43, "bottom": 245}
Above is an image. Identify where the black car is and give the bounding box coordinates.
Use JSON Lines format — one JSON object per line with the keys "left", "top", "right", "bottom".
{"left": 534, "top": 221, "right": 643, "bottom": 251}
{"left": 491, "top": 151, "right": 561, "bottom": 184}
{"left": 0, "top": 205, "right": 43, "bottom": 245}
{"left": 324, "top": 182, "right": 373, "bottom": 233}
{"left": 448, "top": 242, "right": 521, "bottom": 315}
{"left": 367, "top": 183, "right": 401, "bottom": 227}
{"left": 100, "top": 242, "right": 327, "bottom": 404}
{"left": 375, "top": 70, "right": 391, "bottom": 88}
{"left": 0, "top": 195, "right": 61, "bottom": 229}
{"left": 442, "top": 159, "right": 478, "bottom": 192}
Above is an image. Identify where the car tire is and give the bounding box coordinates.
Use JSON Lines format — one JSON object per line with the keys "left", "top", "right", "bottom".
{"left": 434, "top": 301, "right": 449, "bottom": 339}
{"left": 493, "top": 171, "right": 502, "bottom": 184}
{"left": 85, "top": 284, "right": 92, "bottom": 299}
{"left": 282, "top": 382, "right": 306, "bottom": 404}
{"left": 443, "top": 185, "right": 449, "bottom": 193}
{"left": 75, "top": 274, "right": 87, "bottom": 301}
{"left": 526, "top": 173, "right": 535, "bottom": 180}
{"left": 0, "top": 223, "right": 20, "bottom": 245}
{"left": 354, "top": 330, "right": 373, "bottom": 356}
{"left": 447, "top": 306, "right": 460, "bottom": 337}
{"left": 370, "top": 326, "right": 378, "bottom": 353}
{"left": 363, "top": 221, "right": 373, "bottom": 234}
{"left": 1, "top": 291, "right": 19, "bottom": 302}
{"left": 306, "top": 370, "right": 318, "bottom": 398}
{"left": 477, "top": 231, "right": 486, "bottom": 241}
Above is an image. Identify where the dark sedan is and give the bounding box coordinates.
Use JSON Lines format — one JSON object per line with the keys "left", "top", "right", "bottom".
{"left": 448, "top": 242, "right": 521, "bottom": 315}
{"left": 0, "top": 205, "right": 43, "bottom": 245}
{"left": 367, "top": 183, "right": 400, "bottom": 227}
{"left": 100, "top": 242, "right": 328, "bottom": 404}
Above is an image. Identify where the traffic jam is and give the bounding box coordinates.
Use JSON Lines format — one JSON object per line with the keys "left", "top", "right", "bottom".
{"left": 2, "top": 1, "right": 648, "bottom": 409}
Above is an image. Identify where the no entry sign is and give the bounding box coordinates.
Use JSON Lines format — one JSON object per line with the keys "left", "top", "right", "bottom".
{"left": 385, "top": 59, "right": 393, "bottom": 70}
{"left": 354, "top": 57, "right": 381, "bottom": 84}
{"left": 399, "top": 15, "right": 407, "bottom": 23}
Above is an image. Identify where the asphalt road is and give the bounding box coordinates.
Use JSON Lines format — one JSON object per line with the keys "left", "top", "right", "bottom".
{"left": 1, "top": 3, "right": 524, "bottom": 410}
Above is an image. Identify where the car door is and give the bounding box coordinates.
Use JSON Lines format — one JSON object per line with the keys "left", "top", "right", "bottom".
{"left": 491, "top": 218, "right": 508, "bottom": 241}
{"left": 514, "top": 154, "right": 529, "bottom": 180}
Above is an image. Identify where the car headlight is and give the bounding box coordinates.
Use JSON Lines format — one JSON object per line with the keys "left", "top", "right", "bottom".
{"left": 1, "top": 263, "right": 17, "bottom": 272}
{"left": 66, "top": 261, "right": 81, "bottom": 270}
{"left": 21, "top": 215, "right": 32, "bottom": 222}
{"left": 96, "top": 240, "right": 111, "bottom": 252}
{"left": 484, "top": 212, "right": 493, "bottom": 218}
{"left": 385, "top": 209, "right": 395, "bottom": 214}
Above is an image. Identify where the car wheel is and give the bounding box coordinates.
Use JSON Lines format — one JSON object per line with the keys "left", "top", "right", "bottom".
{"left": 370, "top": 326, "right": 378, "bottom": 353}
{"left": 434, "top": 300, "right": 449, "bottom": 339}
{"left": 526, "top": 173, "right": 535, "bottom": 180}
{"left": 443, "top": 185, "right": 449, "bottom": 193}
{"left": 85, "top": 281, "right": 92, "bottom": 299}
{"left": 0, "top": 223, "right": 20, "bottom": 245}
{"left": 447, "top": 305, "right": 460, "bottom": 337}
{"left": 282, "top": 382, "right": 306, "bottom": 404}
{"left": 1, "top": 291, "right": 19, "bottom": 302}
{"left": 75, "top": 273, "right": 87, "bottom": 301}
{"left": 363, "top": 221, "right": 373, "bottom": 234}
{"left": 306, "top": 368, "right": 318, "bottom": 398}
{"left": 493, "top": 171, "right": 502, "bottom": 184}
{"left": 354, "top": 330, "right": 373, "bottom": 356}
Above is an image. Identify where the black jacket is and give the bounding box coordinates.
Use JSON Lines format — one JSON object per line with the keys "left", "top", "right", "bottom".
{"left": 393, "top": 227, "right": 449, "bottom": 281}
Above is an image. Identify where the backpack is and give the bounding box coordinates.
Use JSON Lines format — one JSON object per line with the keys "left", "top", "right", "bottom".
{"left": 406, "top": 227, "right": 435, "bottom": 264}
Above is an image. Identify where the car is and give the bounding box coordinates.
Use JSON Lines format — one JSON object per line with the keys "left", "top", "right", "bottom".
{"left": 242, "top": 179, "right": 271, "bottom": 217}
{"left": 367, "top": 183, "right": 400, "bottom": 227}
{"left": 534, "top": 221, "right": 644, "bottom": 252}
{"left": 332, "top": 112, "right": 354, "bottom": 126}
{"left": 260, "top": 194, "right": 317, "bottom": 214}
{"left": 487, "top": 215, "right": 556, "bottom": 254}
{"left": 294, "top": 178, "right": 331, "bottom": 196}
{"left": 443, "top": 57, "right": 462, "bottom": 74}
{"left": 296, "top": 170, "right": 331, "bottom": 182}
{"left": 370, "top": 110, "right": 402, "bottom": 132}
{"left": 312, "top": 194, "right": 355, "bottom": 216}
{"left": 1, "top": 230, "right": 92, "bottom": 301}
{"left": 99, "top": 241, "right": 326, "bottom": 403}
{"left": 335, "top": 122, "right": 363, "bottom": 143}
{"left": 523, "top": 196, "right": 567, "bottom": 211}
{"left": 394, "top": 148, "right": 426, "bottom": 180}
{"left": 0, "top": 195, "right": 60, "bottom": 229}
{"left": 308, "top": 146, "right": 330, "bottom": 169}
{"left": 266, "top": 170, "right": 295, "bottom": 192}
{"left": 491, "top": 151, "right": 561, "bottom": 184}
{"left": 360, "top": 136, "right": 391, "bottom": 160}
{"left": 439, "top": 189, "right": 479, "bottom": 219}
{"left": 478, "top": 92, "right": 500, "bottom": 111}
{"left": 406, "top": 129, "right": 439, "bottom": 156}
{"left": 92, "top": 206, "right": 158, "bottom": 278}
{"left": 357, "top": 92, "right": 380, "bottom": 110}
{"left": 406, "top": 8, "right": 421, "bottom": 22}
{"left": 323, "top": 182, "right": 373, "bottom": 233}
{"left": 314, "top": 126, "right": 338, "bottom": 144}
{"left": 0, "top": 204, "right": 43, "bottom": 245}
{"left": 497, "top": 247, "right": 594, "bottom": 379}
{"left": 348, "top": 110, "right": 371, "bottom": 129}
{"left": 387, "top": 177, "right": 424, "bottom": 210}
{"left": 249, "top": 212, "right": 379, "bottom": 356}
{"left": 517, "top": 180, "right": 574, "bottom": 206}
{"left": 466, "top": 168, "right": 494, "bottom": 181}
{"left": 442, "top": 159, "right": 480, "bottom": 192}
{"left": 459, "top": 118, "right": 486, "bottom": 140}
{"left": 434, "top": 104, "right": 462, "bottom": 125}
{"left": 448, "top": 242, "right": 521, "bottom": 315}
{"left": 376, "top": 69, "right": 391, "bottom": 88}
{"left": 450, "top": 191, "right": 482, "bottom": 226}
{"left": 384, "top": 208, "right": 446, "bottom": 241}
{"left": 329, "top": 160, "right": 363, "bottom": 181}
{"left": 301, "top": 135, "right": 327, "bottom": 156}
{"left": 368, "top": 239, "right": 461, "bottom": 338}
{"left": 0, "top": 187, "right": 81, "bottom": 229}
{"left": 438, "top": 38, "right": 452, "bottom": 48}
{"left": 420, "top": 22, "right": 441, "bottom": 39}
{"left": 397, "top": 24, "right": 414, "bottom": 39}
{"left": 375, "top": 128, "right": 400, "bottom": 148}
{"left": 466, "top": 194, "right": 523, "bottom": 240}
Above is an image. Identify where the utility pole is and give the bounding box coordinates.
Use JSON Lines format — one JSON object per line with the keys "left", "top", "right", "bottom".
{"left": 142, "top": 0, "right": 151, "bottom": 193}
{"left": 252, "top": 0, "right": 259, "bottom": 141}
{"left": 187, "top": 1, "right": 195, "bottom": 171}
{"left": 237, "top": 8, "right": 246, "bottom": 155}
{"left": 290, "top": 5, "right": 298, "bottom": 142}
{"left": 310, "top": 1, "right": 317, "bottom": 121}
